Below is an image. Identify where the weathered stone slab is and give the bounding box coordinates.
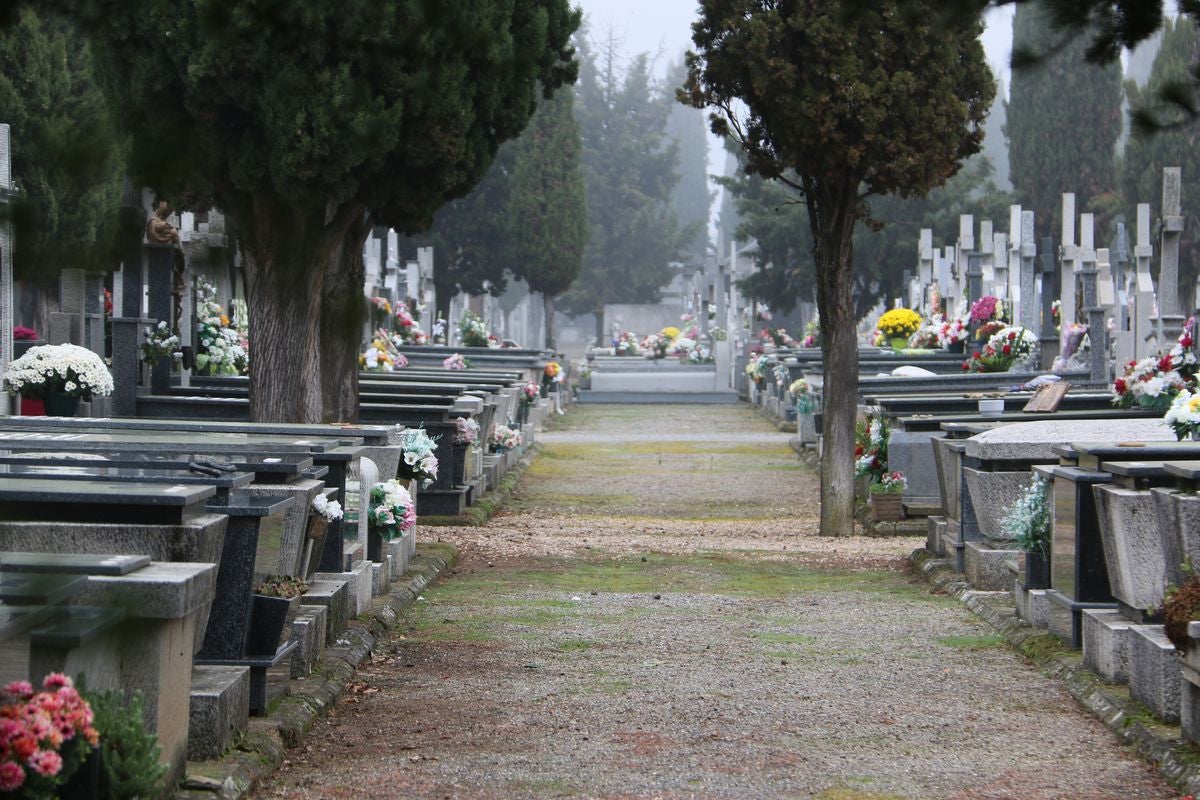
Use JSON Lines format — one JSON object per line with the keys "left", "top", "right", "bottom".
{"left": 964, "top": 418, "right": 1174, "bottom": 461}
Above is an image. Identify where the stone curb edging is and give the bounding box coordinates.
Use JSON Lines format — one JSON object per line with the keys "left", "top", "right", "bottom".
{"left": 420, "top": 444, "right": 540, "bottom": 527}
{"left": 175, "top": 543, "right": 459, "bottom": 800}
{"left": 909, "top": 547, "right": 1200, "bottom": 796}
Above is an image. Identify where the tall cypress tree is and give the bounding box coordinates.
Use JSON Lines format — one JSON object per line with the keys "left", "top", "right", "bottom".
{"left": 1122, "top": 16, "right": 1200, "bottom": 300}
{"left": 0, "top": 8, "right": 124, "bottom": 278}
{"left": 665, "top": 57, "right": 712, "bottom": 265}
{"left": 560, "top": 33, "right": 687, "bottom": 340}
{"left": 507, "top": 86, "right": 587, "bottom": 349}
{"left": 1006, "top": 0, "right": 1123, "bottom": 238}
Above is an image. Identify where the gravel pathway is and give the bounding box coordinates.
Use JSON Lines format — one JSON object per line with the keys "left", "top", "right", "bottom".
{"left": 256, "top": 405, "right": 1176, "bottom": 800}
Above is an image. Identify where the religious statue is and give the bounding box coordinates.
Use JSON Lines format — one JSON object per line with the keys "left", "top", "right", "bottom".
{"left": 145, "top": 201, "right": 181, "bottom": 245}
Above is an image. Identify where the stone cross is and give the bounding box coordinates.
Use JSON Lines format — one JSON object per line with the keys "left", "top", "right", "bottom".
{"left": 956, "top": 215, "right": 974, "bottom": 309}
{"left": 1019, "top": 211, "right": 1037, "bottom": 334}
{"left": 918, "top": 228, "right": 934, "bottom": 312}
{"left": 1060, "top": 193, "right": 1078, "bottom": 327}
{"left": 936, "top": 246, "right": 953, "bottom": 316}
{"left": 1156, "top": 166, "right": 1186, "bottom": 340}
{"left": 1134, "top": 203, "right": 1157, "bottom": 356}
{"left": 1006, "top": 205, "right": 1022, "bottom": 310}
{"left": 0, "top": 124, "right": 12, "bottom": 416}
{"left": 979, "top": 220, "right": 995, "bottom": 289}
{"left": 1039, "top": 236, "right": 1057, "bottom": 340}
{"left": 1113, "top": 222, "right": 1130, "bottom": 333}
{"left": 992, "top": 231, "right": 1008, "bottom": 299}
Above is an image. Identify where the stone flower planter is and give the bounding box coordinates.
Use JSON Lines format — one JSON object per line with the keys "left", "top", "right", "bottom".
{"left": 871, "top": 493, "right": 903, "bottom": 522}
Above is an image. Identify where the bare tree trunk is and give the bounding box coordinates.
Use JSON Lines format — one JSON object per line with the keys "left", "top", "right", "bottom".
{"left": 240, "top": 197, "right": 362, "bottom": 423}
{"left": 810, "top": 181, "right": 860, "bottom": 537}
{"left": 321, "top": 218, "right": 371, "bottom": 422}
{"left": 544, "top": 293, "right": 556, "bottom": 350}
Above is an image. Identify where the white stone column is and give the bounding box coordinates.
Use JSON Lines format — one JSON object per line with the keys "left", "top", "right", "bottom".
{"left": 0, "top": 124, "right": 14, "bottom": 417}
{"left": 1019, "top": 211, "right": 1037, "bottom": 334}
{"left": 1156, "top": 167, "right": 1186, "bottom": 340}
{"left": 1134, "top": 203, "right": 1157, "bottom": 357}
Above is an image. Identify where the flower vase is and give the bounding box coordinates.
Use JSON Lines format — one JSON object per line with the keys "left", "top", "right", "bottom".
{"left": 367, "top": 527, "right": 384, "bottom": 562}
{"left": 517, "top": 404, "right": 530, "bottom": 426}
{"left": 246, "top": 594, "right": 298, "bottom": 656}
{"left": 947, "top": 341, "right": 965, "bottom": 354}
{"left": 1023, "top": 549, "right": 1050, "bottom": 589}
{"left": 58, "top": 745, "right": 101, "bottom": 800}
{"left": 889, "top": 337, "right": 908, "bottom": 351}
{"left": 18, "top": 396, "right": 45, "bottom": 416}
{"left": 871, "top": 493, "right": 903, "bottom": 522}
{"left": 1191, "top": 430, "right": 1200, "bottom": 442}
{"left": 44, "top": 391, "right": 79, "bottom": 417}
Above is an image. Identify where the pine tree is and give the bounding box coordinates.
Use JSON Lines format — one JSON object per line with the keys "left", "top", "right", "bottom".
{"left": 560, "top": 32, "right": 687, "bottom": 341}
{"left": 1122, "top": 16, "right": 1200, "bottom": 300}
{"left": 0, "top": 8, "right": 124, "bottom": 278}
{"left": 1006, "top": 0, "right": 1123, "bottom": 238}
{"left": 507, "top": 86, "right": 587, "bottom": 349}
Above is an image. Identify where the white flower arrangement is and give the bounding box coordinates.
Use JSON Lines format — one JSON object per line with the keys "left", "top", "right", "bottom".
{"left": 397, "top": 427, "right": 439, "bottom": 486}
{"left": 368, "top": 479, "right": 416, "bottom": 541}
{"left": 195, "top": 279, "right": 248, "bottom": 376}
{"left": 489, "top": 423, "right": 522, "bottom": 453}
{"left": 4, "top": 343, "right": 114, "bottom": 399}
{"left": 458, "top": 311, "right": 491, "bottom": 347}
{"left": 1000, "top": 474, "right": 1051, "bottom": 553}
{"left": 311, "top": 493, "right": 344, "bottom": 522}
{"left": 1164, "top": 387, "right": 1200, "bottom": 441}
{"left": 141, "top": 320, "right": 181, "bottom": 365}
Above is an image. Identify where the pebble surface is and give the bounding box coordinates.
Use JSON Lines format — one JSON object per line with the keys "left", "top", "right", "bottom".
{"left": 255, "top": 405, "right": 1176, "bottom": 800}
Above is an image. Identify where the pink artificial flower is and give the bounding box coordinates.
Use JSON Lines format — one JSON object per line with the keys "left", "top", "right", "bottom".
{"left": 27, "top": 748, "right": 62, "bottom": 777}
{"left": 3, "top": 682, "right": 32, "bottom": 700}
{"left": 0, "top": 761, "right": 24, "bottom": 791}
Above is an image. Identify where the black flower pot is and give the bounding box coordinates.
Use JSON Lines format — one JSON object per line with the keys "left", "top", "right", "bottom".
{"left": 947, "top": 341, "right": 965, "bottom": 354}
{"left": 246, "top": 594, "right": 295, "bottom": 656}
{"left": 59, "top": 746, "right": 100, "bottom": 800}
{"left": 1023, "top": 549, "right": 1050, "bottom": 589}
{"left": 44, "top": 391, "right": 80, "bottom": 417}
{"left": 451, "top": 443, "right": 469, "bottom": 486}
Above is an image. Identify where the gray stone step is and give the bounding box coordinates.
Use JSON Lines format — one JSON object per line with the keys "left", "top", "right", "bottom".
{"left": 188, "top": 665, "right": 249, "bottom": 761}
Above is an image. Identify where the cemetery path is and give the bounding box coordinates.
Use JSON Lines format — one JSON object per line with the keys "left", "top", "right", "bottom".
{"left": 256, "top": 405, "right": 1175, "bottom": 800}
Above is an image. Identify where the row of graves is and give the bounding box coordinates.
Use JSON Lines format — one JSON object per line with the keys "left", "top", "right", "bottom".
{"left": 753, "top": 167, "right": 1200, "bottom": 744}
{"left": 577, "top": 311, "right": 737, "bottom": 404}
{"left": 0, "top": 128, "right": 564, "bottom": 794}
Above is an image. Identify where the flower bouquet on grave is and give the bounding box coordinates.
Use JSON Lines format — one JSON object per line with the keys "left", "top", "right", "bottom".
{"left": 962, "top": 326, "right": 1036, "bottom": 373}
{"left": 443, "top": 353, "right": 468, "bottom": 370}
{"left": 790, "top": 378, "right": 814, "bottom": 414}
{"left": 1051, "top": 322, "right": 1089, "bottom": 372}
{"left": 454, "top": 416, "right": 480, "bottom": 446}
{"left": 431, "top": 316, "right": 448, "bottom": 345}
{"left": 194, "top": 280, "right": 248, "bottom": 376}
{"left": 1051, "top": 300, "right": 1062, "bottom": 334}
{"left": 369, "top": 296, "right": 393, "bottom": 331}
{"left": 360, "top": 339, "right": 399, "bottom": 372}
{"left": 640, "top": 333, "right": 667, "bottom": 359}
{"left": 367, "top": 479, "right": 417, "bottom": 541}
{"left": 876, "top": 308, "right": 922, "bottom": 349}
{"left": 393, "top": 300, "right": 423, "bottom": 343}
{"left": 458, "top": 311, "right": 491, "bottom": 347}
{"left": 800, "top": 317, "right": 821, "bottom": 348}
{"left": 4, "top": 343, "right": 114, "bottom": 408}
{"left": 519, "top": 382, "right": 539, "bottom": 407}
{"left": 969, "top": 295, "right": 1006, "bottom": 333}
{"left": 909, "top": 316, "right": 944, "bottom": 350}
{"left": 488, "top": 423, "right": 522, "bottom": 454}
{"left": 854, "top": 412, "right": 889, "bottom": 484}
{"left": 869, "top": 471, "right": 906, "bottom": 521}
{"left": 937, "top": 317, "right": 969, "bottom": 352}
{"left": 1000, "top": 474, "right": 1052, "bottom": 585}
{"left": 141, "top": 320, "right": 181, "bottom": 366}
{"left": 744, "top": 354, "right": 769, "bottom": 387}
{"left": 397, "top": 428, "right": 439, "bottom": 487}
{"left": 1164, "top": 387, "right": 1200, "bottom": 441}
{"left": 685, "top": 342, "right": 715, "bottom": 365}
{"left": 613, "top": 332, "right": 640, "bottom": 357}
{"left": 0, "top": 673, "right": 100, "bottom": 798}
{"left": 1112, "top": 319, "right": 1197, "bottom": 411}
{"left": 12, "top": 326, "right": 37, "bottom": 342}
